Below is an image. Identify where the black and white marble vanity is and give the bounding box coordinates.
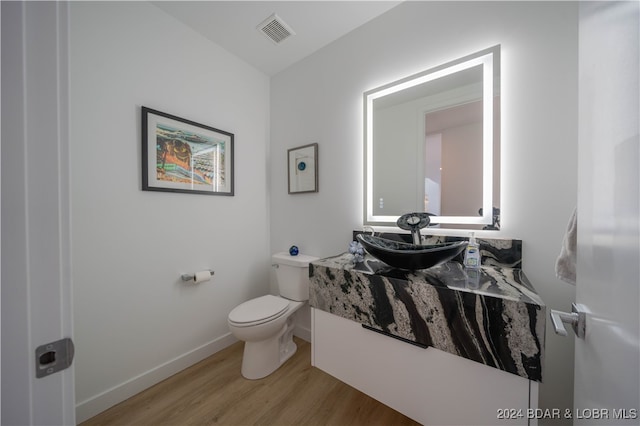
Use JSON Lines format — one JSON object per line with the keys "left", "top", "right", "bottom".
{"left": 309, "top": 234, "right": 546, "bottom": 425}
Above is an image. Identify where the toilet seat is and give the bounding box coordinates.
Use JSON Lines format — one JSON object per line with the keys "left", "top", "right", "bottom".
{"left": 228, "top": 295, "right": 290, "bottom": 327}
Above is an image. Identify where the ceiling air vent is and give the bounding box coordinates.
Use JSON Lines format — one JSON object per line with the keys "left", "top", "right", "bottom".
{"left": 257, "top": 13, "right": 295, "bottom": 45}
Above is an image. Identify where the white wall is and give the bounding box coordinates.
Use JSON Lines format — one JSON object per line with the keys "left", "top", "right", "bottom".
{"left": 70, "top": 2, "right": 270, "bottom": 421}
{"left": 270, "top": 2, "right": 578, "bottom": 423}
{"left": 373, "top": 101, "right": 422, "bottom": 215}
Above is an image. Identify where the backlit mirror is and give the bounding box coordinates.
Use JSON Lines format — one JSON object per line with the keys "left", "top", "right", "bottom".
{"left": 364, "top": 45, "right": 500, "bottom": 230}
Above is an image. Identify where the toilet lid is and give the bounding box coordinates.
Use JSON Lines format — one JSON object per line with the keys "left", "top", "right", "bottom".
{"left": 228, "top": 295, "right": 290, "bottom": 325}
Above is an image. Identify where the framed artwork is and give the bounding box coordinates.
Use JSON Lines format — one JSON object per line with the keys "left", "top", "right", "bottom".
{"left": 141, "top": 106, "right": 234, "bottom": 196}
{"left": 288, "top": 143, "right": 318, "bottom": 194}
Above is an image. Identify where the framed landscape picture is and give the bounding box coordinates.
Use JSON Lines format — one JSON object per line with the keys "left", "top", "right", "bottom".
{"left": 142, "top": 106, "right": 234, "bottom": 196}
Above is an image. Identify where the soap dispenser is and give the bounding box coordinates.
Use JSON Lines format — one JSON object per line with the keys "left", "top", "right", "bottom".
{"left": 463, "top": 232, "right": 481, "bottom": 269}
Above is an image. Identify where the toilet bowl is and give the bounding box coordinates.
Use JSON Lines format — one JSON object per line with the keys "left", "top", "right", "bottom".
{"left": 228, "top": 252, "right": 318, "bottom": 379}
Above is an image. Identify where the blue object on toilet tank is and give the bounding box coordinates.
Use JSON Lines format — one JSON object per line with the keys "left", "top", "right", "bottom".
{"left": 289, "top": 245, "right": 299, "bottom": 256}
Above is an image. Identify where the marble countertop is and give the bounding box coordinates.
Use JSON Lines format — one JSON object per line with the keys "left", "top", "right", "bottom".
{"left": 309, "top": 252, "right": 546, "bottom": 381}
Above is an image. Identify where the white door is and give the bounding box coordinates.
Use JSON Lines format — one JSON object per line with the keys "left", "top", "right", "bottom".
{"left": 572, "top": 1, "right": 639, "bottom": 424}
{"left": 1, "top": 2, "right": 76, "bottom": 425}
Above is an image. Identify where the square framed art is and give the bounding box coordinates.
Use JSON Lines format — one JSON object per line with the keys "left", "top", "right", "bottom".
{"left": 288, "top": 143, "right": 318, "bottom": 194}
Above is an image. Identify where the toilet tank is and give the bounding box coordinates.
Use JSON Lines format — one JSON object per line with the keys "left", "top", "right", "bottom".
{"left": 272, "top": 252, "right": 319, "bottom": 301}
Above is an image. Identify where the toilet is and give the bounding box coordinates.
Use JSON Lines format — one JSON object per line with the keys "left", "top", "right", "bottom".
{"left": 228, "top": 252, "right": 318, "bottom": 380}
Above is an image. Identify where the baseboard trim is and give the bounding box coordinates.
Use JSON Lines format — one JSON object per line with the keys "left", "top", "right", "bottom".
{"left": 75, "top": 333, "right": 238, "bottom": 423}
{"left": 294, "top": 323, "right": 311, "bottom": 342}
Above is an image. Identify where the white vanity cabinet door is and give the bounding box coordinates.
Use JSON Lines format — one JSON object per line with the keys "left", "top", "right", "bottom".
{"left": 312, "top": 308, "right": 537, "bottom": 426}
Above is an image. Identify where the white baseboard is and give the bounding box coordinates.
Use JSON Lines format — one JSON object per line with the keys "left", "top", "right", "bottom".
{"left": 75, "top": 333, "right": 238, "bottom": 423}
{"left": 294, "top": 323, "right": 311, "bottom": 342}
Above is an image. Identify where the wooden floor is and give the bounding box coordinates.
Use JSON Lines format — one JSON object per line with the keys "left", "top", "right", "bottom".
{"left": 81, "top": 337, "right": 420, "bottom": 426}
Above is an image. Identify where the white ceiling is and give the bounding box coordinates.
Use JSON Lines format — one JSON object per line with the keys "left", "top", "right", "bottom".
{"left": 153, "top": 1, "right": 402, "bottom": 76}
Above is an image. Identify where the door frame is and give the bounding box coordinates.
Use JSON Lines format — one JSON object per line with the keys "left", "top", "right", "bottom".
{"left": 1, "top": 2, "right": 76, "bottom": 424}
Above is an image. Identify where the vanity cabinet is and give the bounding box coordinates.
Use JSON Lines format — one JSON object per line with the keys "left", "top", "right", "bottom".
{"left": 312, "top": 308, "right": 537, "bottom": 426}
{"left": 309, "top": 240, "right": 545, "bottom": 426}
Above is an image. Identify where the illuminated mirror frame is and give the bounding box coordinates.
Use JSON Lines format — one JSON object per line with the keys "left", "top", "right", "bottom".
{"left": 364, "top": 45, "right": 500, "bottom": 228}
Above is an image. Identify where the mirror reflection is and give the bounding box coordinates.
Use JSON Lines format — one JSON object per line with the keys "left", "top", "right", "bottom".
{"left": 364, "top": 45, "right": 500, "bottom": 230}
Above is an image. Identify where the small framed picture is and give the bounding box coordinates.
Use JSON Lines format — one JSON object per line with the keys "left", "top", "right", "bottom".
{"left": 141, "top": 106, "right": 234, "bottom": 196}
{"left": 288, "top": 143, "right": 318, "bottom": 194}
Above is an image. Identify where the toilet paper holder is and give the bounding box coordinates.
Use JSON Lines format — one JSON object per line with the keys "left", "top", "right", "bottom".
{"left": 181, "top": 270, "right": 214, "bottom": 282}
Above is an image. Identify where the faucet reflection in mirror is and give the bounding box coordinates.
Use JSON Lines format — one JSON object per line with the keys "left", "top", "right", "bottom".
{"left": 364, "top": 45, "right": 500, "bottom": 230}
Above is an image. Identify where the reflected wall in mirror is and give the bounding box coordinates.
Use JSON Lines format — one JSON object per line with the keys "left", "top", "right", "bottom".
{"left": 364, "top": 45, "right": 500, "bottom": 230}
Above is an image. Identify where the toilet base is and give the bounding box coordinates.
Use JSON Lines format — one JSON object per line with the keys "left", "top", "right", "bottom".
{"left": 240, "top": 316, "right": 298, "bottom": 380}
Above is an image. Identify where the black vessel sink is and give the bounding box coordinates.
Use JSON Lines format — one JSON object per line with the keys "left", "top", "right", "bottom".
{"left": 356, "top": 234, "right": 467, "bottom": 270}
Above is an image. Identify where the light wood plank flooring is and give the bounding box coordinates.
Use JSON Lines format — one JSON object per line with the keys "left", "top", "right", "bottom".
{"left": 81, "top": 337, "right": 420, "bottom": 426}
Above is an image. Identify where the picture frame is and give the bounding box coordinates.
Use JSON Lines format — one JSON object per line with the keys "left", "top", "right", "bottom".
{"left": 288, "top": 143, "right": 318, "bottom": 194}
{"left": 141, "top": 106, "right": 234, "bottom": 196}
